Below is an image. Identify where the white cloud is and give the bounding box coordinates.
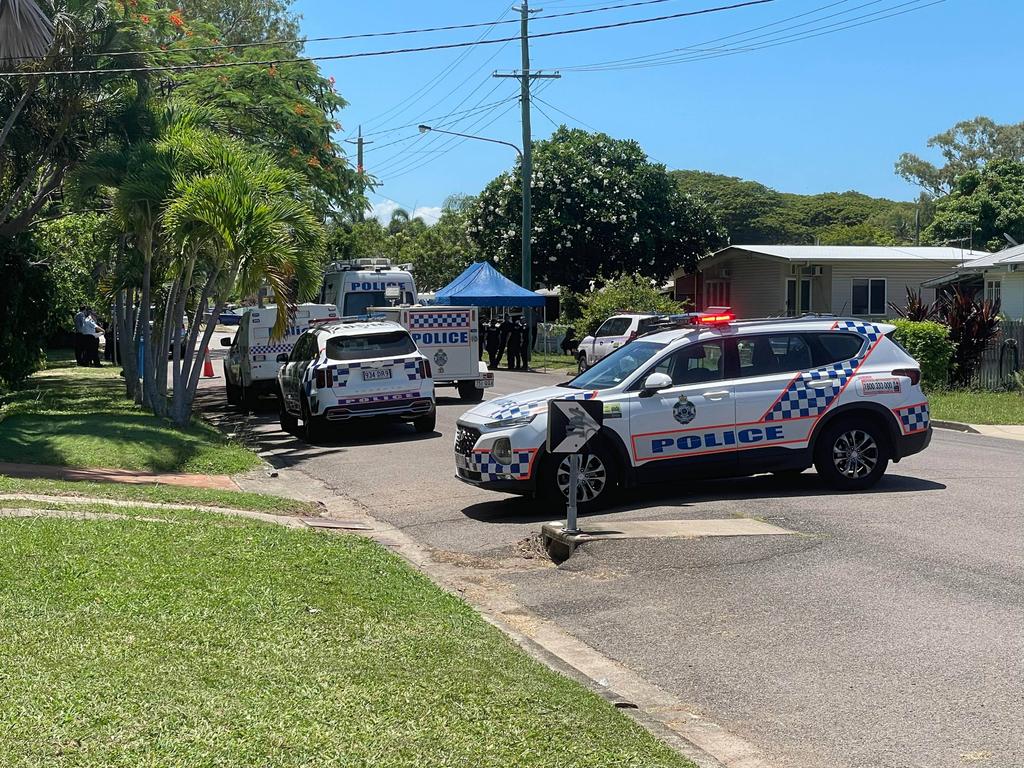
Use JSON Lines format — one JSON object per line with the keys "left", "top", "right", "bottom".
{"left": 369, "top": 198, "right": 443, "bottom": 227}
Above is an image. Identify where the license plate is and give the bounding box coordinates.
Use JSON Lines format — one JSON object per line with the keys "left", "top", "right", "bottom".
{"left": 363, "top": 368, "right": 392, "bottom": 381}
{"left": 476, "top": 373, "right": 494, "bottom": 389}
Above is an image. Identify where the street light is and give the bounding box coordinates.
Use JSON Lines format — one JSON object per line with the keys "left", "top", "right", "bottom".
{"left": 417, "top": 124, "right": 522, "bottom": 158}
{"left": 417, "top": 124, "right": 535, "bottom": 369}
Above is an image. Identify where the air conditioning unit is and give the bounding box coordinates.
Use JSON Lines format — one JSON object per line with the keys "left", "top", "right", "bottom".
{"left": 793, "top": 265, "right": 824, "bottom": 276}
{"left": 718, "top": 267, "right": 731, "bottom": 279}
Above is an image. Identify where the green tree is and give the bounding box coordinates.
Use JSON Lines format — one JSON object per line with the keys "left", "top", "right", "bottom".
{"left": 924, "top": 159, "right": 1024, "bottom": 252}
{"left": 0, "top": 234, "right": 53, "bottom": 387}
{"left": 896, "top": 116, "right": 1024, "bottom": 197}
{"left": 178, "top": 0, "right": 300, "bottom": 46}
{"left": 576, "top": 273, "right": 681, "bottom": 336}
{"left": 470, "top": 128, "right": 725, "bottom": 292}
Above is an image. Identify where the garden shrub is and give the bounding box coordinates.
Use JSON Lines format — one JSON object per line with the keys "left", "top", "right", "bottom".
{"left": 578, "top": 273, "right": 683, "bottom": 336}
{"left": 890, "top": 319, "right": 953, "bottom": 390}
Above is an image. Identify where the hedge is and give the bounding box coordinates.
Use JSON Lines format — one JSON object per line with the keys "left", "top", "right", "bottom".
{"left": 890, "top": 319, "right": 954, "bottom": 390}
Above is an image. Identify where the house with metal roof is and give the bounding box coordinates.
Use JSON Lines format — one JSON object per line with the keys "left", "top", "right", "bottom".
{"left": 670, "top": 245, "right": 989, "bottom": 319}
{"left": 922, "top": 244, "right": 1024, "bottom": 318}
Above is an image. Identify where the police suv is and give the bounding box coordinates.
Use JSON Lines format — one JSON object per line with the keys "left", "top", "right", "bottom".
{"left": 277, "top": 319, "right": 435, "bottom": 441}
{"left": 455, "top": 310, "right": 931, "bottom": 508}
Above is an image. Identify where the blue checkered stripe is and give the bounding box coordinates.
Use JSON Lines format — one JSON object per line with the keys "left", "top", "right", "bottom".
{"left": 250, "top": 342, "right": 293, "bottom": 356}
{"left": 832, "top": 320, "right": 883, "bottom": 343}
{"left": 325, "top": 359, "right": 420, "bottom": 387}
{"left": 487, "top": 390, "right": 598, "bottom": 422}
{"left": 471, "top": 449, "right": 537, "bottom": 480}
{"left": 765, "top": 358, "right": 859, "bottom": 420}
{"left": 410, "top": 312, "right": 471, "bottom": 329}
{"left": 897, "top": 403, "right": 929, "bottom": 434}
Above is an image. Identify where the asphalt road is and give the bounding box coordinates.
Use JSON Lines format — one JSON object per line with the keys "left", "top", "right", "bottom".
{"left": 199, "top": 341, "right": 1024, "bottom": 768}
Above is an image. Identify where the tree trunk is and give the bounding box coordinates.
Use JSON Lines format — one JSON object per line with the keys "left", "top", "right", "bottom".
{"left": 138, "top": 230, "right": 155, "bottom": 413}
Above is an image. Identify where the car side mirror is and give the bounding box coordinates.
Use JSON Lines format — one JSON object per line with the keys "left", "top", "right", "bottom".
{"left": 639, "top": 372, "right": 673, "bottom": 397}
{"left": 276, "top": 353, "right": 289, "bottom": 363}
{"left": 220, "top": 336, "right": 232, "bottom": 347}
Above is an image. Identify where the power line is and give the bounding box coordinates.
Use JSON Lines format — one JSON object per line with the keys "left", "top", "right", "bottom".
{"left": 362, "top": 95, "right": 520, "bottom": 145}
{"left": 1, "top": 0, "right": 701, "bottom": 62}
{"left": 0, "top": 0, "right": 775, "bottom": 78}
{"left": 532, "top": 94, "right": 600, "bottom": 132}
{"left": 557, "top": 0, "right": 940, "bottom": 72}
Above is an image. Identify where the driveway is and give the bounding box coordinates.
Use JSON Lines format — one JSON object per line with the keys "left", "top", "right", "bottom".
{"left": 197, "top": 341, "right": 1024, "bottom": 767}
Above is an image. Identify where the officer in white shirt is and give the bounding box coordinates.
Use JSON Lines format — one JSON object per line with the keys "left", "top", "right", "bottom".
{"left": 80, "top": 310, "right": 103, "bottom": 367}
{"left": 73, "top": 306, "right": 89, "bottom": 365}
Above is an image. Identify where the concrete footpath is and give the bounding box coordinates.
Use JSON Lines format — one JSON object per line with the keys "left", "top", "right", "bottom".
{"left": 933, "top": 420, "right": 1024, "bottom": 441}
{"left": 0, "top": 462, "right": 239, "bottom": 490}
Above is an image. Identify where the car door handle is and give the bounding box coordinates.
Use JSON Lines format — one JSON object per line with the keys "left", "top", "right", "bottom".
{"left": 702, "top": 390, "right": 731, "bottom": 400}
{"left": 807, "top": 380, "right": 835, "bottom": 389}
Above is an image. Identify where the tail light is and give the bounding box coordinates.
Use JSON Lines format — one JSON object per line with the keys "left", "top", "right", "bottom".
{"left": 418, "top": 358, "right": 432, "bottom": 379}
{"left": 315, "top": 368, "right": 328, "bottom": 389}
{"left": 892, "top": 368, "right": 920, "bottom": 386}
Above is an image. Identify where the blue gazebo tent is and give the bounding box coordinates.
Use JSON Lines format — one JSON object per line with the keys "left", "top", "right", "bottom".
{"left": 435, "top": 262, "right": 545, "bottom": 308}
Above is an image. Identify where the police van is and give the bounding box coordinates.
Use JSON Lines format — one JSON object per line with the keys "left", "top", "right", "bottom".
{"left": 374, "top": 306, "right": 494, "bottom": 402}
{"left": 319, "top": 258, "right": 417, "bottom": 316}
{"left": 454, "top": 310, "right": 932, "bottom": 509}
{"left": 276, "top": 319, "right": 435, "bottom": 441}
{"left": 221, "top": 303, "right": 338, "bottom": 407}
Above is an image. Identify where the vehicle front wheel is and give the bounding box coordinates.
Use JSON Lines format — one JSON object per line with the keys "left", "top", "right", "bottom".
{"left": 814, "top": 418, "right": 889, "bottom": 491}
{"left": 278, "top": 394, "right": 298, "bottom": 433}
{"left": 539, "top": 443, "right": 618, "bottom": 514}
{"left": 577, "top": 353, "right": 589, "bottom": 374}
{"left": 412, "top": 409, "right": 437, "bottom": 433}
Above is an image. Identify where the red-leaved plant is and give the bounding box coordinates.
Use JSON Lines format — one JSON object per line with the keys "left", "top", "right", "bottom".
{"left": 941, "top": 286, "right": 1001, "bottom": 387}
{"left": 888, "top": 286, "right": 942, "bottom": 322}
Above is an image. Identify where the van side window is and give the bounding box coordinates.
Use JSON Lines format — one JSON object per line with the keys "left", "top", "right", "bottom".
{"left": 735, "top": 335, "right": 813, "bottom": 378}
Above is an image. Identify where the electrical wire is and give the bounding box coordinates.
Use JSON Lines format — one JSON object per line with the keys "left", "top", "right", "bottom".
{"left": 0, "top": 0, "right": 776, "bottom": 78}
{"left": 1, "top": 0, "right": 706, "bottom": 62}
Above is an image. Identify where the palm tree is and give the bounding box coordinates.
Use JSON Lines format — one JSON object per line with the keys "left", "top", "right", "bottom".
{"left": 0, "top": 0, "right": 54, "bottom": 64}
{"left": 162, "top": 141, "right": 323, "bottom": 425}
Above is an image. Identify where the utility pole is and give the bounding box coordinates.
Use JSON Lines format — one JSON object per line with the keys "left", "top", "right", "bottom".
{"left": 495, "top": 1, "right": 559, "bottom": 366}
{"left": 345, "top": 125, "right": 373, "bottom": 220}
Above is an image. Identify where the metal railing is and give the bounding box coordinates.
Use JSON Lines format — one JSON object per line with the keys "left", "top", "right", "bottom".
{"left": 973, "top": 320, "right": 1023, "bottom": 390}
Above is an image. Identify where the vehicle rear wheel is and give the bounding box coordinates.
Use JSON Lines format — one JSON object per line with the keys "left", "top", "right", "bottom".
{"left": 413, "top": 409, "right": 436, "bottom": 433}
{"left": 278, "top": 393, "right": 298, "bottom": 433}
{"left": 539, "top": 442, "right": 618, "bottom": 514}
{"left": 301, "top": 396, "right": 330, "bottom": 443}
{"left": 577, "top": 353, "right": 589, "bottom": 374}
{"left": 457, "top": 380, "right": 484, "bottom": 402}
{"left": 814, "top": 418, "right": 889, "bottom": 491}
{"left": 226, "top": 380, "right": 241, "bottom": 406}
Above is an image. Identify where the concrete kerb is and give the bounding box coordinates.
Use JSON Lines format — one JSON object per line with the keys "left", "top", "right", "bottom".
{"left": 931, "top": 419, "right": 980, "bottom": 434}
{"left": 233, "top": 464, "right": 775, "bottom": 768}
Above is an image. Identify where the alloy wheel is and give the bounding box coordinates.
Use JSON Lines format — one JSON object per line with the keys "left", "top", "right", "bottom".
{"left": 832, "top": 429, "right": 879, "bottom": 479}
{"left": 556, "top": 453, "right": 608, "bottom": 502}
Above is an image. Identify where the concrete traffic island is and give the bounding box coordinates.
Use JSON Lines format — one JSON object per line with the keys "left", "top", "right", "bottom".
{"left": 541, "top": 517, "right": 796, "bottom": 563}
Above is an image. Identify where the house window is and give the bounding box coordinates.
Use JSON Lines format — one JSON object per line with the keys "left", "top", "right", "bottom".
{"left": 985, "top": 279, "right": 1001, "bottom": 304}
{"left": 785, "top": 278, "right": 811, "bottom": 316}
{"left": 852, "top": 278, "right": 886, "bottom": 316}
{"left": 704, "top": 280, "right": 730, "bottom": 309}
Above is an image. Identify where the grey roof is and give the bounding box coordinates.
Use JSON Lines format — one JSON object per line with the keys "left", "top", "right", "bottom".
{"left": 709, "top": 244, "right": 990, "bottom": 263}
{"left": 955, "top": 243, "right": 1024, "bottom": 268}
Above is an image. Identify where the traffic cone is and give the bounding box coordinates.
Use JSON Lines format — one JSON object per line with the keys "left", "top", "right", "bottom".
{"left": 202, "top": 347, "right": 216, "bottom": 378}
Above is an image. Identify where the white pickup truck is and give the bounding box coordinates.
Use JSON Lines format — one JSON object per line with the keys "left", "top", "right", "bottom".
{"left": 373, "top": 305, "right": 493, "bottom": 402}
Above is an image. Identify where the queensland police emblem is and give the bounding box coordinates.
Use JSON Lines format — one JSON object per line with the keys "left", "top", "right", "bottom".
{"left": 433, "top": 349, "right": 448, "bottom": 374}
{"left": 673, "top": 394, "right": 696, "bottom": 425}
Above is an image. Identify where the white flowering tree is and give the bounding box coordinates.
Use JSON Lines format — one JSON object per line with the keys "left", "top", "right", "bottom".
{"left": 468, "top": 127, "right": 726, "bottom": 291}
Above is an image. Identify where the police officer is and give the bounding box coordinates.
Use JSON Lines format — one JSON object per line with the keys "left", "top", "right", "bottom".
{"left": 73, "top": 306, "right": 88, "bottom": 365}
{"left": 485, "top": 319, "right": 501, "bottom": 368}
{"left": 507, "top": 316, "right": 524, "bottom": 371}
{"left": 497, "top": 314, "right": 513, "bottom": 369}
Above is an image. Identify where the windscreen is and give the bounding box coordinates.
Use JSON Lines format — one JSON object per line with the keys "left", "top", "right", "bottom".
{"left": 567, "top": 340, "right": 665, "bottom": 390}
{"left": 343, "top": 290, "right": 415, "bottom": 316}
{"left": 325, "top": 331, "right": 416, "bottom": 361}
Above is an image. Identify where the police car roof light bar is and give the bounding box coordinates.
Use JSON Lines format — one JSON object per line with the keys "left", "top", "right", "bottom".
{"left": 698, "top": 308, "right": 734, "bottom": 325}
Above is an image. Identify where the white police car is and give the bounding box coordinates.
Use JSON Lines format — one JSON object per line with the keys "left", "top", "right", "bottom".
{"left": 277, "top": 319, "right": 435, "bottom": 440}
{"left": 455, "top": 310, "right": 931, "bottom": 508}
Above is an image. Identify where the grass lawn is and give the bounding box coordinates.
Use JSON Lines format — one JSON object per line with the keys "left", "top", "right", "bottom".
{"left": 0, "top": 476, "right": 317, "bottom": 516}
{"left": 527, "top": 350, "right": 578, "bottom": 375}
{"left": 0, "top": 512, "right": 692, "bottom": 768}
{"left": 928, "top": 390, "right": 1024, "bottom": 425}
{"left": 0, "top": 355, "right": 259, "bottom": 474}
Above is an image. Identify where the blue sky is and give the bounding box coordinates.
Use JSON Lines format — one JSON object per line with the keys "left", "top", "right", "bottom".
{"left": 293, "top": 0, "right": 1023, "bottom": 223}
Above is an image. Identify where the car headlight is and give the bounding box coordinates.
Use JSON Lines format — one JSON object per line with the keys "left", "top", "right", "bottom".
{"left": 484, "top": 414, "right": 537, "bottom": 429}
{"left": 492, "top": 438, "right": 513, "bottom": 465}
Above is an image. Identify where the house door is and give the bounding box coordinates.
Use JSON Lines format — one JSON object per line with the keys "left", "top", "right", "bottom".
{"left": 785, "top": 278, "right": 811, "bottom": 316}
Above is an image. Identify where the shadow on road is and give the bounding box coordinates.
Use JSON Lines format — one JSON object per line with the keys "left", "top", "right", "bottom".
{"left": 460, "top": 471, "right": 947, "bottom": 524}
